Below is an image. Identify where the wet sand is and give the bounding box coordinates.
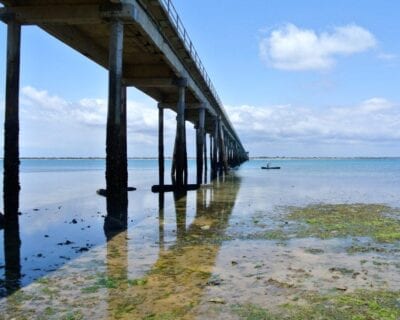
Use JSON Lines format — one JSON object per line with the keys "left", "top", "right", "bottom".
{"left": 0, "top": 159, "right": 399, "bottom": 319}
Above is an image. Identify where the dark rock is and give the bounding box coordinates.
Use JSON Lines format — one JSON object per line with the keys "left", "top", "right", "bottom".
{"left": 206, "top": 277, "right": 223, "bottom": 286}
{"left": 33, "top": 208, "right": 39, "bottom": 211}
{"left": 44, "top": 235, "right": 49, "bottom": 238}
{"left": 37, "top": 253, "right": 43, "bottom": 258}
{"left": 77, "top": 247, "right": 89, "bottom": 253}
{"left": 96, "top": 189, "right": 107, "bottom": 197}
{"left": 71, "top": 219, "right": 78, "bottom": 224}
{"left": 57, "top": 240, "right": 74, "bottom": 246}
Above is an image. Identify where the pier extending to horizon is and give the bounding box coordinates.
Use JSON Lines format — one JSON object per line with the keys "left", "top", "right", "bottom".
{"left": 0, "top": 0, "right": 248, "bottom": 220}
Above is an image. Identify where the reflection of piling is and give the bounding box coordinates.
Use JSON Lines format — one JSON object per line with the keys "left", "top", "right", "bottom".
{"left": 3, "top": 219, "right": 21, "bottom": 297}
{"left": 173, "top": 191, "right": 187, "bottom": 241}
{"left": 158, "top": 192, "right": 165, "bottom": 250}
{"left": 118, "top": 174, "right": 242, "bottom": 318}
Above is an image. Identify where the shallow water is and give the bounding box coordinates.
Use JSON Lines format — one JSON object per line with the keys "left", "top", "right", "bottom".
{"left": 0, "top": 159, "right": 399, "bottom": 319}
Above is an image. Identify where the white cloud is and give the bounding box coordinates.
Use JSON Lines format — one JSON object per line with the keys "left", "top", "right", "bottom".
{"left": 14, "top": 86, "right": 400, "bottom": 157}
{"left": 226, "top": 97, "right": 400, "bottom": 145}
{"left": 17, "top": 86, "right": 181, "bottom": 156}
{"left": 20, "top": 86, "right": 177, "bottom": 137}
{"left": 260, "top": 24, "right": 376, "bottom": 71}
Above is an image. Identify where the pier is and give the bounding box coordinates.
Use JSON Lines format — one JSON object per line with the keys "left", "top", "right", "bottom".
{"left": 0, "top": 0, "right": 248, "bottom": 218}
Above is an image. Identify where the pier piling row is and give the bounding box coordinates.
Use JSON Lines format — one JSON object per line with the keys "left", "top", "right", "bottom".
{"left": 1, "top": 0, "right": 249, "bottom": 216}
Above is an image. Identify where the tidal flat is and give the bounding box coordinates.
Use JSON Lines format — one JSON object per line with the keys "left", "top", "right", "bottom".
{"left": 0, "top": 159, "right": 400, "bottom": 319}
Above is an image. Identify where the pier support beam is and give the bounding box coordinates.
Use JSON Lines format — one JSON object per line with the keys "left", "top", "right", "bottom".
{"left": 196, "top": 106, "right": 205, "bottom": 185}
{"left": 3, "top": 20, "right": 21, "bottom": 293}
{"left": 105, "top": 20, "right": 128, "bottom": 222}
{"left": 211, "top": 117, "right": 218, "bottom": 180}
{"left": 158, "top": 103, "right": 165, "bottom": 186}
{"left": 3, "top": 20, "right": 21, "bottom": 225}
{"left": 203, "top": 132, "right": 208, "bottom": 184}
{"left": 219, "top": 123, "right": 228, "bottom": 174}
{"left": 171, "top": 78, "right": 188, "bottom": 187}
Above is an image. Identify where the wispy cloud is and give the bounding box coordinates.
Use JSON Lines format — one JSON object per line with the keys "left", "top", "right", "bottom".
{"left": 259, "top": 24, "right": 377, "bottom": 71}
{"left": 377, "top": 52, "right": 397, "bottom": 61}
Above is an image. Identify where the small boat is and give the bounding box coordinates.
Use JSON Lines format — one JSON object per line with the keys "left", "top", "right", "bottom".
{"left": 261, "top": 162, "right": 281, "bottom": 170}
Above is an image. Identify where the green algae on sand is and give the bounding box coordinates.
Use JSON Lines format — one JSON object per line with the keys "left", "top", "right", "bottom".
{"left": 233, "top": 290, "right": 400, "bottom": 320}
{"left": 264, "top": 203, "right": 400, "bottom": 243}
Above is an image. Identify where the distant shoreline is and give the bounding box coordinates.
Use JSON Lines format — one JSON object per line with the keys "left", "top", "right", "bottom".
{"left": 4, "top": 156, "right": 400, "bottom": 160}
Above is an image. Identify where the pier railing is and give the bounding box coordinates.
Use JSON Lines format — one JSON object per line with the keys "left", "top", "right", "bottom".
{"left": 159, "top": 0, "right": 222, "bottom": 107}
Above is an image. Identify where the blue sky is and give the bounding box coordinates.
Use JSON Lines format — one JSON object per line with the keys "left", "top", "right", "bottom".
{"left": 0, "top": 0, "right": 399, "bottom": 157}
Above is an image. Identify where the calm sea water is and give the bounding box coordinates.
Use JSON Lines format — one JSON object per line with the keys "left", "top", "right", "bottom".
{"left": 2, "top": 158, "right": 397, "bottom": 209}
{"left": 0, "top": 158, "right": 400, "bottom": 307}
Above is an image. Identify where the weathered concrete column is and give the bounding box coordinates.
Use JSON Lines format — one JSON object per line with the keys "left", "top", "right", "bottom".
{"left": 211, "top": 116, "right": 219, "bottom": 180}
{"left": 171, "top": 78, "right": 188, "bottom": 187}
{"left": 221, "top": 127, "right": 228, "bottom": 173}
{"left": 196, "top": 105, "right": 205, "bottom": 185}
{"left": 3, "top": 20, "right": 22, "bottom": 293}
{"left": 217, "top": 117, "right": 227, "bottom": 176}
{"left": 203, "top": 132, "right": 208, "bottom": 184}
{"left": 209, "top": 134, "right": 213, "bottom": 178}
{"left": 158, "top": 103, "right": 165, "bottom": 186}
{"left": 105, "top": 20, "right": 128, "bottom": 221}
{"left": 3, "top": 20, "right": 21, "bottom": 226}
{"left": 121, "top": 85, "right": 128, "bottom": 191}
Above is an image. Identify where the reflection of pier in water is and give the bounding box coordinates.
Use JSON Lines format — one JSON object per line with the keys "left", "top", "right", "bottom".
{"left": 105, "top": 174, "right": 241, "bottom": 319}
{"left": 0, "top": 173, "right": 241, "bottom": 318}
